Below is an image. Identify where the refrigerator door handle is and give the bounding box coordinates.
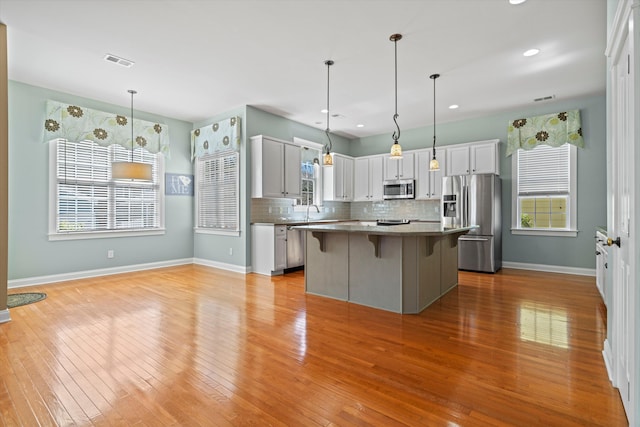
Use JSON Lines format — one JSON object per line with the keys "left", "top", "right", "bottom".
{"left": 463, "top": 184, "right": 469, "bottom": 227}
{"left": 459, "top": 236, "right": 491, "bottom": 242}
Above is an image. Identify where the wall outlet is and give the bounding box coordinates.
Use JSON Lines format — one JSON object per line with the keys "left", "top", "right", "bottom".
{"left": 229, "top": 248, "right": 233, "bottom": 255}
{"left": 107, "top": 250, "right": 114, "bottom": 259}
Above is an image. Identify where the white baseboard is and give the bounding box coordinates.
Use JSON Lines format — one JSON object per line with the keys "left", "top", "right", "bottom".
{"left": 8, "top": 258, "right": 194, "bottom": 289}
{"left": 0, "top": 309, "right": 10, "bottom": 324}
{"left": 602, "top": 339, "right": 614, "bottom": 383}
{"left": 502, "top": 261, "right": 596, "bottom": 277}
{"left": 193, "top": 258, "right": 251, "bottom": 274}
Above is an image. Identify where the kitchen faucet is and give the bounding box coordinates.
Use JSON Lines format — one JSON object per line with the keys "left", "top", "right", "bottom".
{"left": 305, "top": 204, "right": 320, "bottom": 222}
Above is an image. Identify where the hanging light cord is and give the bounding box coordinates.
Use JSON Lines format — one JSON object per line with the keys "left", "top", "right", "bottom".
{"left": 129, "top": 89, "right": 136, "bottom": 163}
{"left": 392, "top": 36, "right": 400, "bottom": 143}
{"left": 432, "top": 75, "right": 436, "bottom": 157}
{"left": 324, "top": 60, "right": 333, "bottom": 154}
{"left": 430, "top": 73, "right": 440, "bottom": 159}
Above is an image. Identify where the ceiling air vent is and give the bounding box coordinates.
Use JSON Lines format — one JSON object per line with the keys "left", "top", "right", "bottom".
{"left": 534, "top": 95, "right": 555, "bottom": 102}
{"left": 104, "top": 54, "right": 135, "bottom": 68}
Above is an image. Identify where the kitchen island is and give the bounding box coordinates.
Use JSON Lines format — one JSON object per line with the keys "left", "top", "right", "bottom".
{"left": 295, "top": 222, "right": 472, "bottom": 314}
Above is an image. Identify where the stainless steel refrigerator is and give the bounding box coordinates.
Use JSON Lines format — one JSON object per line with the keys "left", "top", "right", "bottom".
{"left": 442, "top": 174, "right": 502, "bottom": 273}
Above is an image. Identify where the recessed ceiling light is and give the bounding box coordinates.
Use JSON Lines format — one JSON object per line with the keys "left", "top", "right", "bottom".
{"left": 320, "top": 109, "right": 328, "bottom": 114}
{"left": 104, "top": 53, "right": 135, "bottom": 68}
{"left": 523, "top": 48, "right": 540, "bottom": 57}
{"left": 449, "top": 104, "right": 459, "bottom": 110}
{"left": 356, "top": 124, "right": 364, "bottom": 128}
{"left": 509, "top": 0, "right": 526, "bottom": 4}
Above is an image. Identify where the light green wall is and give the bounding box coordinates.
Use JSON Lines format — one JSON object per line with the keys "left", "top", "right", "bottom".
{"left": 8, "top": 81, "right": 194, "bottom": 280}
{"left": 7, "top": 81, "right": 606, "bottom": 277}
{"left": 353, "top": 94, "right": 607, "bottom": 269}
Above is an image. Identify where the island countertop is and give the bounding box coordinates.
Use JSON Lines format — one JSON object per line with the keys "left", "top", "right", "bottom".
{"left": 294, "top": 221, "right": 474, "bottom": 236}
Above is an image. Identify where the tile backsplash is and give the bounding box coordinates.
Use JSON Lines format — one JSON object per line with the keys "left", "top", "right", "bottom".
{"left": 350, "top": 199, "right": 440, "bottom": 221}
{"left": 251, "top": 198, "right": 350, "bottom": 223}
{"left": 251, "top": 198, "right": 440, "bottom": 223}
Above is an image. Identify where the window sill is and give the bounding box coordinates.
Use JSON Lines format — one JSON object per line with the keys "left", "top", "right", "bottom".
{"left": 49, "top": 228, "right": 166, "bottom": 241}
{"left": 511, "top": 228, "right": 578, "bottom": 237}
{"left": 194, "top": 228, "right": 241, "bottom": 237}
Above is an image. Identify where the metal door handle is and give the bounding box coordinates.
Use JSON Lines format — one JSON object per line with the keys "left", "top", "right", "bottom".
{"left": 607, "top": 237, "right": 621, "bottom": 247}
{"left": 459, "top": 237, "right": 490, "bottom": 242}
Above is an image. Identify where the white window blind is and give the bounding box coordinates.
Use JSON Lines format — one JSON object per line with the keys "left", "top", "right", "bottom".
{"left": 54, "top": 139, "right": 162, "bottom": 234}
{"left": 517, "top": 144, "right": 570, "bottom": 195}
{"left": 196, "top": 151, "right": 239, "bottom": 233}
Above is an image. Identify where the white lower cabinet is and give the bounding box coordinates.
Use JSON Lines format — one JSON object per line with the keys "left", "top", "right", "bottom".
{"left": 252, "top": 224, "right": 287, "bottom": 275}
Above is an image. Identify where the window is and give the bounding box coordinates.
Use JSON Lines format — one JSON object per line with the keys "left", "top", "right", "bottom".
{"left": 49, "top": 139, "right": 164, "bottom": 240}
{"left": 293, "top": 138, "right": 323, "bottom": 208}
{"left": 511, "top": 143, "right": 577, "bottom": 236}
{"left": 195, "top": 150, "right": 239, "bottom": 236}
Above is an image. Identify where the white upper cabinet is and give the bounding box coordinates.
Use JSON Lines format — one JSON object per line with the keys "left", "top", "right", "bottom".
{"left": 323, "top": 153, "right": 354, "bottom": 201}
{"left": 251, "top": 135, "right": 301, "bottom": 198}
{"left": 354, "top": 156, "right": 384, "bottom": 201}
{"left": 445, "top": 139, "right": 499, "bottom": 176}
{"left": 384, "top": 152, "right": 415, "bottom": 180}
{"left": 415, "top": 149, "right": 446, "bottom": 199}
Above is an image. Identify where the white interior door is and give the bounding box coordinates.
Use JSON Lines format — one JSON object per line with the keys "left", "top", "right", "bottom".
{"left": 609, "top": 18, "right": 636, "bottom": 423}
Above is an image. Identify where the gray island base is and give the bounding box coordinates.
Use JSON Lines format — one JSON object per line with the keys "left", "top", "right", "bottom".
{"left": 296, "top": 223, "right": 473, "bottom": 314}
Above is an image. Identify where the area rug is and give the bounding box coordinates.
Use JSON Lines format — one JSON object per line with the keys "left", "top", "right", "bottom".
{"left": 7, "top": 292, "right": 47, "bottom": 308}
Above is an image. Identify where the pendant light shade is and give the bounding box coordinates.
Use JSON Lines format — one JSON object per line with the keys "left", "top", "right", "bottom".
{"left": 429, "top": 73, "right": 441, "bottom": 171}
{"left": 389, "top": 33, "right": 403, "bottom": 160}
{"left": 112, "top": 90, "right": 152, "bottom": 181}
{"left": 322, "top": 60, "right": 335, "bottom": 167}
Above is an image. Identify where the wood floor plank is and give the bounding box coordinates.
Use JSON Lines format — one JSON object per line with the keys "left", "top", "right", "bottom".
{"left": 0, "top": 265, "right": 628, "bottom": 426}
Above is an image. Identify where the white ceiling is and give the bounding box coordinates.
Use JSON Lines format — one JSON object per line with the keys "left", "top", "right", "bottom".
{"left": 0, "top": 0, "right": 606, "bottom": 139}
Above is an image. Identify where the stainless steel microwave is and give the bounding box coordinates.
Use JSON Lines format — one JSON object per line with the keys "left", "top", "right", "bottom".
{"left": 383, "top": 179, "right": 415, "bottom": 200}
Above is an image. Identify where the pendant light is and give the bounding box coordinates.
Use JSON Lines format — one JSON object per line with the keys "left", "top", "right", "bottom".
{"left": 429, "top": 73, "right": 441, "bottom": 171}
{"left": 322, "top": 60, "right": 335, "bottom": 166}
{"left": 111, "top": 90, "right": 153, "bottom": 181}
{"left": 389, "top": 33, "right": 403, "bottom": 160}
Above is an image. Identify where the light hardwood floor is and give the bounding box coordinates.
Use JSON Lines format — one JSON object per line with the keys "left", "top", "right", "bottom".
{"left": 0, "top": 265, "right": 627, "bottom": 426}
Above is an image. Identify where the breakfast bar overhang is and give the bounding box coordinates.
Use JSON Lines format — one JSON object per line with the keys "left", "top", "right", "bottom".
{"left": 295, "top": 222, "right": 473, "bottom": 314}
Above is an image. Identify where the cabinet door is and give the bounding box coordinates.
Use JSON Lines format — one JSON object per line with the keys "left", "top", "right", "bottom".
{"left": 383, "top": 156, "right": 398, "bottom": 180}
{"left": 470, "top": 143, "right": 498, "bottom": 174}
{"left": 416, "top": 150, "right": 445, "bottom": 199}
{"left": 399, "top": 153, "right": 414, "bottom": 179}
{"left": 342, "top": 157, "right": 354, "bottom": 201}
{"left": 284, "top": 143, "right": 301, "bottom": 198}
{"left": 446, "top": 145, "right": 470, "bottom": 176}
{"left": 354, "top": 158, "right": 370, "bottom": 201}
{"left": 369, "top": 156, "right": 384, "bottom": 201}
{"left": 274, "top": 226, "right": 287, "bottom": 271}
{"left": 333, "top": 155, "right": 345, "bottom": 199}
{"left": 261, "top": 138, "right": 285, "bottom": 197}
{"left": 429, "top": 149, "right": 445, "bottom": 198}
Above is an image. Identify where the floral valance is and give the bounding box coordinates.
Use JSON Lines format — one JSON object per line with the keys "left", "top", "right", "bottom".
{"left": 43, "top": 100, "right": 170, "bottom": 157}
{"left": 506, "top": 109, "right": 584, "bottom": 156}
{"left": 191, "top": 116, "right": 241, "bottom": 160}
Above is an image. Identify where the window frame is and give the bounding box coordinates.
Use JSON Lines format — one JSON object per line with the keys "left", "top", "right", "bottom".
{"left": 48, "top": 139, "right": 165, "bottom": 241}
{"left": 511, "top": 143, "right": 578, "bottom": 237}
{"left": 292, "top": 137, "right": 324, "bottom": 210}
{"left": 194, "top": 150, "right": 240, "bottom": 237}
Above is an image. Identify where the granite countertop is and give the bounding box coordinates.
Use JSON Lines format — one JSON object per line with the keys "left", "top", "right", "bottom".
{"left": 293, "top": 221, "right": 474, "bottom": 236}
